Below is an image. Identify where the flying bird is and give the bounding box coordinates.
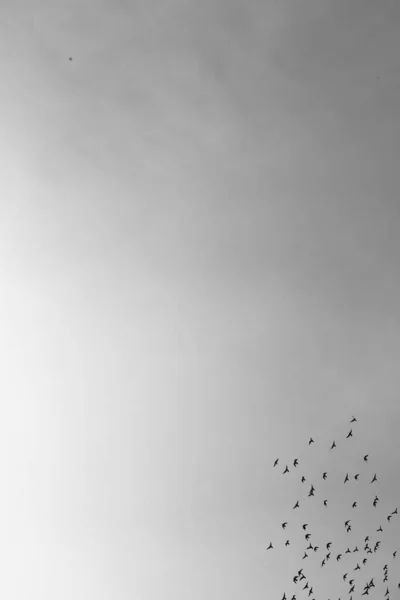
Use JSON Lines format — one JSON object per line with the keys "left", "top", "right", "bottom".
{"left": 392, "top": 508, "right": 398, "bottom": 514}
{"left": 346, "top": 429, "right": 353, "bottom": 438}
{"left": 282, "top": 522, "right": 287, "bottom": 530}
{"left": 266, "top": 542, "right": 273, "bottom": 550}
{"left": 323, "top": 472, "right": 327, "bottom": 479}
{"left": 293, "top": 501, "right": 299, "bottom": 509}
{"left": 302, "top": 552, "right": 308, "bottom": 560}
{"left": 337, "top": 554, "right": 342, "bottom": 561}
{"left": 345, "top": 520, "right": 351, "bottom": 527}
{"left": 377, "top": 525, "right": 383, "bottom": 532}
{"left": 293, "top": 459, "right": 298, "bottom": 467}
{"left": 363, "top": 558, "right": 367, "bottom": 565}
{"left": 323, "top": 499, "right": 328, "bottom": 506}
{"left": 283, "top": 465, "right": 289, "bottom": 474}
{"left": 354, "top": 474, "right": 360, "bottom": 480}
{"left": 326, "top": 542, "right": 332, "bottom": 549}
{"left": 302, "top": 524, "right": 308, "bottom": 530}
{"left": 353, "top": 547, "right": 358, "bottom": 552}
{"left": 370, "top": 473, "right": 377, "bottom": 483}
{"left": 330, "top": 441, "right": 336, "bottom": 449}
{"left": 350, "top": 416, "right": 357, "bottom": 423}
{"left": 344, "top": 473, "right": 349, "bottom": 483}
{"left": 273, "top": 458, "right": 279, "bottom": 467}
{"left": 301, "top": 476, "right": 306, "bottom": 483}
{"left": 309, "top": 437, "right": 314, "bottom": 445}
{"left": 364, "top": 454, "right": 369, "bottom": 461}
{"left": 354, "top": 563, "right": 360, "bottom": 571}
{"left": 352, "top": 502, "right": 357, "bottom": 508}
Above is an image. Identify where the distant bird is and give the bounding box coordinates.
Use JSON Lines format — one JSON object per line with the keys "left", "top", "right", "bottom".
{"left": 308, "top": 587, "right": 313, "bottom": 596}
{"left": 302, "top": 552, "right": 308, "bottom": 560}
{"left": 267, "top": 542, "right": 273, "bottom": 550}
{"left": 345, "top": 520, "right": 351, "bottom": 527}
{"left": 354, "top": 473, "right": 360, "bottom": 480}
{"left": 309, "top": 437, "right": 314, "bottom": 445}
{"left": 274, "top": 458, "right": 279, "bottom": 467}
{"left": 393, "top": 550, "right": 397, "bottom": 558}
{"left": 352, "top": 502, "right": 357, "bottom": 508}
{"left": 343, "top": 573, "right": 348, "bottom": 581}
{"left": 313, "top": 546, "right": 318, "bottom": 552}
{"left": 293, "top": 501, "right": 299, "bottom": 509}
{"left": 365, "top": 536, "right": 369, "bottom": 542}
{"left": 305, "top": 533, "right": 311, "bottom": 541}
{"left": 68, "top": 57, "right": 73, "bottom": 61}
{"left": 326, "top": 542, "right": 332, "bottom": 549}
{"left": 282, "top": 522, "right": 287, "bottom": 530}
{"left": 285, "top": 540, "right": 290, "bottom": 546}
{"left": 364, "top": 454, "right": 369, "bottom": 462}
{"left": 350, "top": 416, "right": 357, "bottom": 423}
{"left": 282, "top": 593, "right": 286, "bottom": 600}
{"left": 337, "top": 554, "right": 342, "bottom": 561}
{"left": 293, "top": 576, "right": 298, "bottom": 583}
{"left": 321, "top": 559, "right": 325, "bottom": 567}
{"left": 370, "top": 473, "right": 377, "bottom": 483}
{"left": 346, "top": 548, "right": 351, "bottom": 554}
{"left": 353, "top": 547, "right": 358, "bottom": 552}
{"left": 323, "top": 472, "right": 327, "bottom": 480}
{"left": 387, "top": 514, "right": 392, "bottom": 521}
{"left": 377, "top": 525, "right": 383, "bottom": 532}
{"left": 302, "top": 524, "right": 308, "bottom": 530}
{"left": 323, "top": 499, "right": 328, "bottom": 507}
{"left": 301, "top": 476, "right": 306, "bottom": 483}
{"left": 349, "top": 585, "right": 355, "bottom": 593}
{"left": 293, "top": 459, "right": 298, "bottom": 467}
{"left": 354, "top": 563, "right": 360, "bottom": 571}
{"left": 363, "top": 558, "right": 367, "bottom": 565}
{"left": 344, "top": 473, "right": 349, "bottom": 483}
{"left": 330, "top": 441, "right": 336, "bottom": 449}
{"left": 283, "top": 465, "right": 289, "bottom": 474}
{"left": 302, "top": 583, "right": 309, "bottom": 590}
{"left": 326, "top": 552, "right": 331, "bottom": 560}
{"left": 346, "top": 429, "right": 353, "bottom": 438}
{"left": 392, "top": 508, "right": 398, "bottom": 515}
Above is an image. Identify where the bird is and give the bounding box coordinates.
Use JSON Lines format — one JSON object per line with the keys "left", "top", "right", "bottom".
{"left": 346, "top": 429, "right": 353, "bottom": 438}
{"left": 326, "top": 542, "right": 332, "bottom": 549}
{"left": 392, "top": 508, "right": 398, "bottom": 515}
{"left": 365, "top": 536, "right": 369, "bottom": 542}
{"left": 350, "top": 416, "right": 357, "bottom": 423}
{"left": 345, "top": 520, "right": 350, "bottom": 527}
{"left": 364, "top": 454, "right": 369, "bottom": 461}
{"left": 302, "top": 583, "right": 309, "bottom": 590}
{"left": 302, "top": 552, "right": 308, "bottom": 560}
{"left": 387, "top": 514, "right": 392, "bottom": 521}
{"left": 321, "top": 559, "right": 325, "bottom": 567}
{"left": 354, "top": 563, "right": 360, "bottom": 571}
{"left": 330, "top": 441, "right": 336, "bottom": 449}
{"left": 337, "top": 554, "right": 342, "bottom": 561}
{"left": 377, "top": 525, "right": 383, "bottom": 532}
{"left": 343, "top": 573, "right": 348, "bottom": 581}
{"left": 293, "top": 501, "right": 299, "bottom": 509}
{"left": 274, "top": 458, "right": 279, "bottom": 467}
{"left": 324, "top": 499, "right": 328, "bottom": 506}
{"left": 305, "top": 533, "right": 311, "bottom": 541}
{"left": 301, "top": 476, "right": 306, "bottom": 483}
{"left": 370, "top": 473, "right": 377, "bottom": 483}
{"left": 283, "top": 465, "right": 289, "bottom": 474}
{"left": 326, "top": 552, "right": 331, "bottom": 560}
{"left": 285, "top": 540, "right": 290, "bottom": 546}
{"left": 266, "top": 542, "right": 273, "bottom": 550}
{"left": 309, "top": 437, "right": 314, "bottom": 445}
{"left": 354, "top": 474, "right": 360, "bottom": 480}
{"left": 349, "top": 585, "right": 355, "bottom": 593}
{"left": 282, "top": 522, "right": 287, "bottom": 529}
{"left": 346, "top": 548, "right": 351, "bottom": 554}
{"left": 313, "top": 546, "right": 319, "bottom": 552}
{"left": 353, "top": 546, "right": 358, "bottom": 552}
{"left": 393, "top": 550, "right": 397, "bottom": 558}
{"left": 323, "top": 472, "right": 327, "bottom": 480}
{"left": 344, "top": 473, "right": 349, "bottom": 483}
{"left": 293, "top": 459, "right": 298, "bottom": 467}
{"left": 363, "top": 558, "right": 367, "bottom": 565}
{"left": 282, "top": 594, "right": 286, "bottom": 600}
{"left": 302, "top": 524, "right": 308, "bottom": 530}
{"left": 352, "top": 502, "right": 357, "bottom": 508}
{"left": 293, "top": 576, "right": 298, "bottom": 584}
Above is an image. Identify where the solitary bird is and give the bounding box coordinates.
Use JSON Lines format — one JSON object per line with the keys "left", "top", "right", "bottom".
{"left": 267, "top": 542, "right": 273, "bottom": 550}
{"left": 293, "top": 459, "right": 298, "bottom": 467}
{"left": 346, "top": 429, "right": 353, "bottom": 438}
{"left": 350, "top": 416, "right": 357, "bottom": 423}
{"left": 274, "top": 458, "right": 279, "bottom": 467}
{"left": 330, "top": 441, "right": 336, "bottom": 449}
{"left": 282, "top": 522, "right": 287, "bottom": 530}
{"left": 344, "top": 473, "right": 349, "bottom": 483}
{"left": 285, "top": 540, "right": 290, "bottom": 546}
{"left": 324, "top": 499, "right": 328, "bottom": 506}
{"left": 323, "top": 472, "right": 327, "bottom": 480}
{"left": 352, "top": 502, "right": 357, "bottom": 508}
{"left": 309, "top": 437, "right": 314, "bottom": 445}
{"left": 293, "top": 501, "right": 299, "bottom": 509}
{"left": 364, "top": 454, "right": 369, "bottom": 461}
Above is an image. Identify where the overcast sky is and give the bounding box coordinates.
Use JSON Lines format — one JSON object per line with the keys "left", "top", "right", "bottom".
{"left": 1, "top": 1, "right": 400, "bottom": 598}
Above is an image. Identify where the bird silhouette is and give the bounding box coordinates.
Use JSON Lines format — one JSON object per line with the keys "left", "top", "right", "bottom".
{"left": 350, "top": 416, "right": 357, "bottom": 423}
{"left": 392, "top": 508, "right": 398, "bottom": 514}
{"left": 326, "top": 542, "right": 332, "bottom": 549}
{"left": 393, "top": 550, "right": 397, "bottom": 558}
{"left": 354, "top": 563, "right": 360, "bottom": 570}
{"left": 363, "top": 558, "right": 367, "bottom": 565}
{"left": 344, "top": 473, "right": 349, "bottom": 483}
{"left": 343, "top": 573, "right": 348, "bottom": 581}
{"left": 283, "top": 465, "right": 289, "bottom": 474}
{"left": 302, "top": 524, "right": 308, "bottom": 530}
{"left": 309, "top": 437, "right": 314, "bottom": 445}
{"left": 282, "top": 522, "right": 287, "bottom": 529}
{"left": 293, "top": 459, "right": 298, "bottom": 467}
{"left": 353, "top": 546, "right": 358, "bottom": 552}
{"left": 387, "top": 514, "right": 392, "bottom": 521}
{"left": 323, "top": 472, "right": 327, "bottom": 479}
{"left": 330, "top": 441, "right": 336, "bottom": 449}
{"left": 346, "top": 429, "right": 353, "bottom": 438}
{"left": 354, "top": 474, "right": 360, "bottom": 480}
{"left": 345, "top": 520, "right": 350, "bottom": 527}
{"left": 352, "top": 502, "right": 357, "bottom": 508}
{"left": 364, "top": 454, "right": 369, "bottom": 461}
{"left": 337, "top": 554, "right": 342, "bottom": 561}
{"left": 301, "top": 476, "right": 306, "bottom": 483}
{"left": 285, "top": 540, "right": 290, "bottom": 546}
{"left": 370, "top": 473, "right": 377, "bottom": 483}
{"left": 305, "top": 533, "right": 311, "bottom": 540}
{"left": 274, "top": 458, "right": 279, "bottom": 467}
{"left": 324, "top": 499, "right": 328, "bottom": 506}
{"left": 302, "top": 552, "right": 308, "bottom": 560}
{"left": 293, "top": 500, "right": 299, "bottom": 509}
{"left": 266, "top": 542, "right": 273, "bottom": 549}
{"left": 377, "top": 525, "right": 383, "bottom": 532}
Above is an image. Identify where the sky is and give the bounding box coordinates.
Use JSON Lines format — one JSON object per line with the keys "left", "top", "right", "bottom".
{"left": 0, "top": 0, "right": 400, "bottom": 598}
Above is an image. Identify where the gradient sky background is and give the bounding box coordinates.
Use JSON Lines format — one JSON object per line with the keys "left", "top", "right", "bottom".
{"left": 1, "top": 1, "right": 400, "bottom": 598}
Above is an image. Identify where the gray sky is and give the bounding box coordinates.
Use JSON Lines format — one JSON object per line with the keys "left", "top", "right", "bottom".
{"left": 1, "top": 1, "right": 400, "bottom": 598}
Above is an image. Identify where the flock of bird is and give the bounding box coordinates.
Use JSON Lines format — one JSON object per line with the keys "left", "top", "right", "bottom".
{"left": 266, "top": 416, "right": 399, "bottom": 599}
